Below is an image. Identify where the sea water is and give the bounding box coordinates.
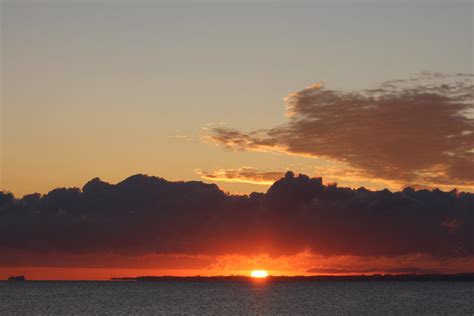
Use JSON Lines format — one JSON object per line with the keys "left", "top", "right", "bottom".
{"left": 1, "top": 280, "right": 473, "bottom": 315}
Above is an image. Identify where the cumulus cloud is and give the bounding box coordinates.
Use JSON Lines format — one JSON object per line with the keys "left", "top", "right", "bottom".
{"left": 197, "top": 168, "right": 285, "bottom": 185}
{"left": 210, "top": 73, "right": 474, "bottom": 189}
{"left": 0, "top": 172, "right": 472, "bottom": 261}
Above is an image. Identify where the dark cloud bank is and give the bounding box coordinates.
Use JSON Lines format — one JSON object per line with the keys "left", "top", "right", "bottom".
{"left": 1, "top": 172, "right": 472, "bottom": 259}
{"left": 211, "top": 73, "right": 474, "bottom": 188}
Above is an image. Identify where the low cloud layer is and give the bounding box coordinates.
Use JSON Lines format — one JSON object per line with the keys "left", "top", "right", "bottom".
{"left": 1, "top": 173, "right": 472, "bottom": 261}
{"left": 210, "top": 73, "right": 474, "bottom": 189}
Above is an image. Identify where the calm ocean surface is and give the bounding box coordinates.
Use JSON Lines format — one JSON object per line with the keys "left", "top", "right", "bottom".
{"left": 1, "top": 281, "right": 473, "bottom": 315}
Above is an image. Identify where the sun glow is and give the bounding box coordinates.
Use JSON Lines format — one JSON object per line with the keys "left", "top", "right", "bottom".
{"left": 250, "top": 270, "right": 269, "bottom": 278}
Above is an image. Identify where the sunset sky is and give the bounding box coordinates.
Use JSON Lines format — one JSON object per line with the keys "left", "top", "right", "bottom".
{"left": 1, "top": 1, "right": 473, "bottom": 279}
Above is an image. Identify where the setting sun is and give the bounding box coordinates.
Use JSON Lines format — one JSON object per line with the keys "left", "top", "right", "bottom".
{"left": 250, "top": 270, "right": 269, "bottom": 278}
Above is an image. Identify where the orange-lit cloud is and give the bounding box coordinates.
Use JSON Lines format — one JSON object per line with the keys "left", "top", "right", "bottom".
{"left": 198, "top": 165, "right": 401, "bottom": 192}
{"left": 197, "top": 168, "right": 285, "bottom": 185}
{"left": 210, "top": 73, "right": 474, "bottom": 191}
{"left": 207, "top": 251, "right": 474, "bottom": 276}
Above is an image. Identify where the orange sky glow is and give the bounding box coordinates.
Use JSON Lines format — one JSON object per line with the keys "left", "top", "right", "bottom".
{"left": 1, "top": 250, "right": 473, "bottom": 280}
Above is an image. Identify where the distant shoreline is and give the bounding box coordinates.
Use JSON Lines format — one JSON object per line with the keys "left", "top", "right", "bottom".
{"left": 3, "top": 273, "right": 473, "bottom": 282}
{"left": 111, "top": 273, "right": 474, "bottom": 282}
